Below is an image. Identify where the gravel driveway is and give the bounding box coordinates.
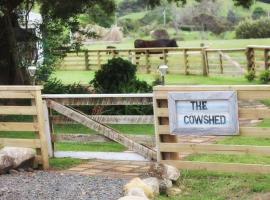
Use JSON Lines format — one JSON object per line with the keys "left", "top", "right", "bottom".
{"left": 0, "top": 171, "right": 126, "bottom": 200}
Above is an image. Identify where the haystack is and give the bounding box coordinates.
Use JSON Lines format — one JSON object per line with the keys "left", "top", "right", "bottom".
{"left": 102, "top": 25, "right": 123, "bottom": 42}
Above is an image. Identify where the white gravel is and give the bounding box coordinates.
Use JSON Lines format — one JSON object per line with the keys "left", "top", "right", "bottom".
{"left": 0, "top": 171, "right": 126, "bottom": 200}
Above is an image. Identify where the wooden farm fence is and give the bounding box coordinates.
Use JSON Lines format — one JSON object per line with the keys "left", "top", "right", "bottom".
{"left": 0, "top": 86, "right": 49, "bottom": 169}
{"left": 42, "top": 94, "right": 156, "bottom": 160}
{"left": 57, "top": 45, "right": 270, "bottom": 76}
{"left": 153, "top": 85, "right": 270, "bottom": 174}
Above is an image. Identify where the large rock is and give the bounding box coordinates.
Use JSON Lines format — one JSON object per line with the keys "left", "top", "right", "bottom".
{"left": 127, "top": 187, "right": 148, "bottom": 198}
{"left": 0, "top": 147, "right": 35, "bottom": 168}
{"left": 0, "top": 154, "right": 14, "bottom": 174}
{"left": 124, "top": 178, "right": 154, "bottom": 199}
{"left": 142, "top": 177, "right": 159, "bottom": 195}
{"left": 159, "top": 178, "right": 173, "bottom": 195}
{"left": 118, "top": 196, "right": 149, "bottom": 200}
{"left": 148, "top": 163, "right": 180, "bottom": 181}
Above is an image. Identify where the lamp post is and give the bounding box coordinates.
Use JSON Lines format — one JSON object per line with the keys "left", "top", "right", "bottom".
{"left": 27, "top": 65, "right": 37, "bottom": 85}
{"left": 158, "top": 64, "right": 168, "bottom": 85}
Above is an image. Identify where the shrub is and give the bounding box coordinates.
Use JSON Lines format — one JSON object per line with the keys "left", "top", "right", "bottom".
{"left": 245, "top": 71, "right": 256, "bottom": 82}
{"left": 252, "top": 7, "right": 267, "bottom": 20}
{"left": 236, "top": 18, "right": 270, "bottom": 39}
{"left": 151, "top": 29, "right": 170, "bottom": 40}
{"left": 43, "top": 78, "right": 88, "bottom": 94}
{"left": 259, "top": 70, "right": 270, "bottom": 84}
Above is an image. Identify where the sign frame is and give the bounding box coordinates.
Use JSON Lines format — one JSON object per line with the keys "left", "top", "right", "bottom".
{"left": 168, "top": 91, "right": 239, "bottom": 136}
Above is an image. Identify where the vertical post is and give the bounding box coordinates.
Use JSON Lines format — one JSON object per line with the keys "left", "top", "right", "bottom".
{"left": 163, "top": 49, "right": 168, "bottom": 65}
{"left": 145, "top": 50, "right": 151, "bottom": 74}
{"left": 219, "top": 52, "right": 224, "bottom": 74}
{"left": 42, "top": 100, "right": 53, "bottom": 157}
{"left": 202, "top": 48, "right": 209, "bottom": 76}
{"left": 246, "top": 47, "right": 255, "bottom": 73}
{"left": 97, "top": 50, "right": 101, "bottom": 69}
{"left": 84, "top": 50, "right": 89, "bottom": 70}
{"left": 184, "top": 49, "right": 189, "bottom": 75}
{"left": 264, "top": 49, "right": 270, "bottom": 70}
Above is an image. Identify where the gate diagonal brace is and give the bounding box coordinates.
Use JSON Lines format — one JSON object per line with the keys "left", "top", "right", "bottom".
{"left": 47, "top": 100, "right": 156, "bottom": 161}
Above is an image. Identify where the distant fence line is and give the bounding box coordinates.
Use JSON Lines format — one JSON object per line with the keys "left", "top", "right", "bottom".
{"left": 58, "top": 45, "right": 270, "bottom": 76}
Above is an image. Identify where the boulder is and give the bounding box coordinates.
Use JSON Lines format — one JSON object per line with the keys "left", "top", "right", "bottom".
{"left": 159, "top": 179, "right": 173, "bottom": 195}
{"left": 166, "top": 187, "right": 182, "bottom": 197}
{"left": 148, "top": 163, "right": 180, "bottom": 181}
{"left": 127, "top": 187, "right": 148, "bottom": 198}
{"left": 0, "top": 147, "right": 35, "bottom": 168}
{"left": 0, "top": 154, "right": 14, "bottom": 174}
{"left": 142, "top": 177, "right": 159, "bottom": 195}
{"left": 124, "top": 178, "right": 154, "bottom": 199}
{"left": 118, "top": 196, "right": 149, "bottom": 200}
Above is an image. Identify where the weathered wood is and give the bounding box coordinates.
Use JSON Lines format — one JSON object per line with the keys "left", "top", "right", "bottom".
{"left": 161, "top": 160, "right": 270, "bottom": 174}
{"left": 202, "top": 48, "right": 209, "bottom": 76}
{"left": 42, "top": 100, "right": 53, "bottom": 157}
{"left": 219, "top": 51, "right": 245, "bottom": 75}
{"left": 0, "top": 122, "right": 38, "bottom": 131}
{"left": 52, "top": 115, "right": 154, "bottom": 124}
{"left": 264, "top": 49, "right": 270, "bottom": 70}
{"left": 184, "top": 49, "right": 189, "bottom": 75}
{"left": 246, "top": 47, "right": 256, "bottom": 72}
{"left": 0, "top": 138, "right": 41, "bottom": 148}
{"left": 0, "top": 106, "right": 37, "bottom": 115}
{"left": 84, "top": 50, "right": 89, "bottom": 70}
{"left": 47, "top": 100, "right": 156, "bottom": 160}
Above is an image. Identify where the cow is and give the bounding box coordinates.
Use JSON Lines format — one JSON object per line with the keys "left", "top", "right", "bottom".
{"left": 134, "top": 39, "right": 178, "bottom": 48}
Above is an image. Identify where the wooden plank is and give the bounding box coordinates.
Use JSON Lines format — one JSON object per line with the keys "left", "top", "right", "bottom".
{"left": 157, "top": 108, "right": 270, "bottom": 119}
{"left": 158, "top": 125, "right": 270, "bottom": 138}
{"left": 0, "top": 106, "right": 37, "bottom": 115}
{"left": 160, "top": 143, "right": 270, "bottom": 156}
{"left": 0, "top": 86, "right": 42, "bottom": 91}
{"left": 0, "top": 91, "right": 35, "bottom": 99}
{"left": 161, "top": 160, "right": 270, "bottom": 174}
{"left": 0, "top": 122, "right": 38, "bottom": 131}
{"left": 0, "top": 138, "right": 41, "bottom": 148}
{"left": 42, "top": 100, "right": 53, "bottom": 157}
{"left": 33, "top": 90, "right": 50, "bottom": 169}
{"left": 52, "top": 115, "right": 154, "bottom": 124}
{"left": 47, "top": 100, "right": 156, "bottom": 160}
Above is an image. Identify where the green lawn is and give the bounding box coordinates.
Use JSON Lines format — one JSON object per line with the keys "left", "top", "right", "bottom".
{"left": 54, "top": 70, "right": 256, "bottom": 85}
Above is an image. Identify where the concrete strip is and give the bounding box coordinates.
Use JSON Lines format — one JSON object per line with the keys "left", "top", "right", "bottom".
{"left": 54, "top": 151, "right": 149, "bottom": 161}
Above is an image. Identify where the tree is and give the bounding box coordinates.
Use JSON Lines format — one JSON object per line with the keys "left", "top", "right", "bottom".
{"left": 252, "top": 7, "right": 267, "bottom": 20}
{"left": 0, "top": 0, "right": 259, "bottom": 85}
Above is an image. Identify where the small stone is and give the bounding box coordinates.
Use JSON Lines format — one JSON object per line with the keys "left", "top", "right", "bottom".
{"left": 9, "top": 169, "right": 18, "bottom": 174}
{"left": 0, "top": 154, "right": 14, "bottom": 174}
{"left": 163, "top": 164, "right": 180, "bottom": 181}
{"left": 26, "top": 168, "right": 34, "bottom": 172}
{"left": 118, "top": 196, "right": 149, "bottom": 200}
{"left": 159, "top": 179, "right": 173, "bottom": 195}
{"left": 166, "top": 187, "right": 182, "bottom": 197}
{"left": 18, "top": 168, "right": 25, "bottom": 172}
{"left": 148, "top": 163, "right": 180, "bottom": 181}
{"left": 142, "top": 177, "right": 159, "bottom": 195}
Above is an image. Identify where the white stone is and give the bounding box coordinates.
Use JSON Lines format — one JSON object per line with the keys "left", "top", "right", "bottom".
{"left": 0, "top": 147, "right": 35, "bottom": 168}
{"left": 166, "top": 187, "right": 182, "bottom": 197}
{"left": 159, "top": 178, "right": 173, "bottom": 194}
{"left": 127, "top": 187, "right": 148, "bottom": 198}
{"left": 0, "top": 154, "right": 14, "bottom": 174}
{"left": 164, "top": 164, "right": 180, "bottom": 181}
{"left": 118, "top": 196, "right": 149, "bottom": 200}
{"left": 124, "top": 178, "right": 154, "bottom": 199}
{"left": 142, "top": 177, "right": 159, "bottom": 195}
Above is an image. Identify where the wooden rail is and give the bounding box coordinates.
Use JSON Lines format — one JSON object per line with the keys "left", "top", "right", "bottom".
{"left": 153, "top": 85, "right": 270, "bottom": 174}
{"left": 58, "top": 46, "right": 270, "bottom": 76}
{"left": 0, "top": 86, "right": 49, "bottom": 169}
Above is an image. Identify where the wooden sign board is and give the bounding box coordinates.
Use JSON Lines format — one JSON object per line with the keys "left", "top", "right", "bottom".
{"left": 168, "top": 91, "right": 239, "bottom": 135}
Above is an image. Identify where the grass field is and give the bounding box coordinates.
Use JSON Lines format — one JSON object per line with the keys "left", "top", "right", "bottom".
{"left": 54, "top": 70, "right": 257, "bottom": 85}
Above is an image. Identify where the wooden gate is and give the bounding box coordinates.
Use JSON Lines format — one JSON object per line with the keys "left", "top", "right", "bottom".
{"left": 153, "top": 85, "right": 270, "bottom": 174}
{"left": 0, "top": 86, "right": 49, "bottom": 169}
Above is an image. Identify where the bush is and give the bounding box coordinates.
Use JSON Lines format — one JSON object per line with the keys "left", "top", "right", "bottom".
{"left": 43, "top": 78, "right": 89, "bottom": 94}
{"left": 259, "top": 70, "right": 270, "bottom": 84}
{"left": 90, "top": 57, "right": 152, "bottom": 93}
{"left": 252, "top": 7, "right": 267, "bottom": 20}
{"left": 151, "top": 29, "right": 170, "bottom": 40}
{"left": 245, "top": 71, "right": 256, "bottom": 82}
{"left": 236, "top": 18, "right": 270, "bottom": 39}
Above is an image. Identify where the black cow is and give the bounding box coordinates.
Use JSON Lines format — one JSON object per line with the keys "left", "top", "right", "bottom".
{"left": 134, "top": 39, "right": 178, "bottom": 48}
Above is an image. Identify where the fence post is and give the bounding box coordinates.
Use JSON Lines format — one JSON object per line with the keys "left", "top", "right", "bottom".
{"left": 84, "top": 50, "right": 89, "bottom": 70}
{"left": 246, "top": 47, "right": 255, "bottom": 72}
{"left": 202, "top": 48, "right": 209, "bottom": 76}
{"left": 97, "top": 50, "right": 101, "bottom": 69}
{"left": 264, "top": 49, "right": 270, "bottom": 70}
{"left": 163, "top": 49, "right": 168, "bottom": 65}
{"left": 145, "top": 50, "right": 151, "bottom": 73}
{"left": 184, "top": 49, "right": 189, "bottom": 75}
{"left": 219, "top": 51, "right": 224, "bottom": 74}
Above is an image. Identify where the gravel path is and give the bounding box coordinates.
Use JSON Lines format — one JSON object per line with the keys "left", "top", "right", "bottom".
{"left": 0, "top": 171, "right": 126, "bottom": 200}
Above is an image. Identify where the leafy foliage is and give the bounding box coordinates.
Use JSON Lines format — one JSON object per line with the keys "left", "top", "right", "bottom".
{"left": 236, "top": 18, "right": 270, "bottom": 39}
{"left": 252, "top": 7, "right": 267, "bottom": 20}
{"left": 245, "top": 71, "right": 256, "bottom": 82}
{"left": 259, "top": 70, "right": 270, "bottom": 84}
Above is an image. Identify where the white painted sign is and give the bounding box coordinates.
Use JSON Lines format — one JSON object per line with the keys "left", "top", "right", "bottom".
{"left": 168, "top": 91, "right": 239, "bottom": 135}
